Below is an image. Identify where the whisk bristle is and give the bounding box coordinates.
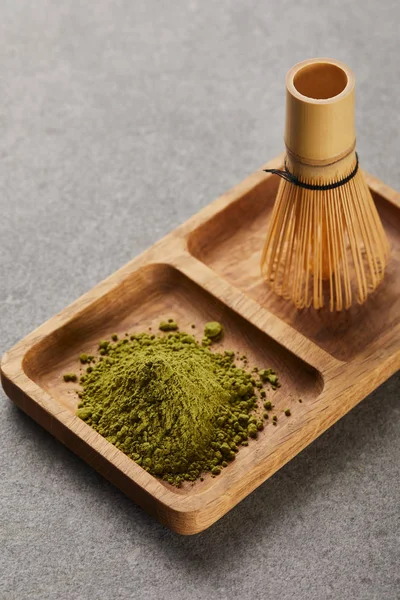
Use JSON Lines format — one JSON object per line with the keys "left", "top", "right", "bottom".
{"left": 261, "top": 159, "right": 390, "bottom": 311}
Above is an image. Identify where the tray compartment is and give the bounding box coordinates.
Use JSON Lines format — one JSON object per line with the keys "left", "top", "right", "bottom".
{"left": 188, "top": 175, "right": 400, "bottom": 362}
{"left": 20, "top": 262, "right": 322, "bottom": 489}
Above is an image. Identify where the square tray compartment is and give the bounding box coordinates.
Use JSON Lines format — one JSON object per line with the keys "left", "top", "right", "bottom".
{"left": 2, "top": 155, "right": 399, "bottom": 534}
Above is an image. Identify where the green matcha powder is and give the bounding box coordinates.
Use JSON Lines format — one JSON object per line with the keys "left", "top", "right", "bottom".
{"left": 68, "top": 322, "right": 281, "bottom": 486}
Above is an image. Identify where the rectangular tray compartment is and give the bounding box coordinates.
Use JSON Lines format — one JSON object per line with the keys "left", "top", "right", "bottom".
{"left": 188, "top": 172, "right": 400, "bottom": 363}
{"left": 2, "top": 261, "right": 323, "bottom": 533}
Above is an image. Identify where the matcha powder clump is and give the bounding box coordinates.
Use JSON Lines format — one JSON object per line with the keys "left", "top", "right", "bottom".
{"left": 76, "top": 330, "right": 268, "bottom": 486}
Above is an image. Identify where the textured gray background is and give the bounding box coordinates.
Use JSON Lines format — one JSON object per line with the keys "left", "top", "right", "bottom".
{"left": 1, "top": 1, "right": 399, "bottom": 599}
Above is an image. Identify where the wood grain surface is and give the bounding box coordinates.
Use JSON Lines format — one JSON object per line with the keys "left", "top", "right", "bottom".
{"left": 2, "top": 155, "right": 399, "bottom": 534}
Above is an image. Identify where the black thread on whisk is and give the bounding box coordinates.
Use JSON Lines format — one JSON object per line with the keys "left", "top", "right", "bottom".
{"left": 263, "top": 153, "right": 359, "bottom": 191}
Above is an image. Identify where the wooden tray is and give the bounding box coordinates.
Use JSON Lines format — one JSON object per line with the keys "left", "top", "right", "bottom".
{"left": 2, "top": 154, "right": 399, "bottom": 535}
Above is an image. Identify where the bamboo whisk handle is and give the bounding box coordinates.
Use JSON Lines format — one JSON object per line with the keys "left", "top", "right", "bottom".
{"left": 284, "top": 58, "right": 356, "bottom": 165}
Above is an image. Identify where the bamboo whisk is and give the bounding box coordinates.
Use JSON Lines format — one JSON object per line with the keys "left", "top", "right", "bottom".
{"left": 261, "top": 58, "right": 390, "bottom": 311}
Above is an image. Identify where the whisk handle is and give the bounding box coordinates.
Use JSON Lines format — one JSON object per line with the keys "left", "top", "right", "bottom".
{"left": 284, "top": 58, "right": 356, "bottom": 165}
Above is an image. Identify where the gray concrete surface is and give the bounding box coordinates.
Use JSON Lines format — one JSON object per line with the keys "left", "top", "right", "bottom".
{"left": 1, "top": 1, "right": 399, "bottom": 599}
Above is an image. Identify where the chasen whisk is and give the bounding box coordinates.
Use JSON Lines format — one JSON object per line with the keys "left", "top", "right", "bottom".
{"left": 261, "top": 58, "right": 390, "bottom": 311}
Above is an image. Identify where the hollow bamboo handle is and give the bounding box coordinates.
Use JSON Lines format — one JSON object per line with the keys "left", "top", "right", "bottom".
{"left": 284, "top": 58, "right": 356, "bottom": 165}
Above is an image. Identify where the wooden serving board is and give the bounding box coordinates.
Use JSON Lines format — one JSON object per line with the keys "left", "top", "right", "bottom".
{"left": 2, "top": 154, "right": 399, "bottom": 535}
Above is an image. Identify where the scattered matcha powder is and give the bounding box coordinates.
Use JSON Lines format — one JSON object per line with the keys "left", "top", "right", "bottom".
{"left": 204, "top": 321, "right": 224, "bottom": 341}
{"left": 259, "top": 368, "right": 280, "bottom": 388}
{"left": 63, "top": 373, "right": 77, "bottom": 382}
{"left": 79, "top": 353, "right": 94, "bottom": 364}
{"left": 159, "top": 320, "right": 179, "bottom": 332}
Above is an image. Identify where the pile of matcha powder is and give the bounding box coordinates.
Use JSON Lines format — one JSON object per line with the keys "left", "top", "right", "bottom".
{"left": 67, "top": 321, "right": 281, "bottom": 486}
